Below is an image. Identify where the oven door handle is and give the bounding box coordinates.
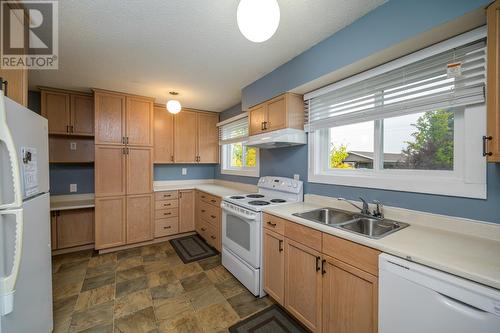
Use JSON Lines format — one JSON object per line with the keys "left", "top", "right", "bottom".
{"left": 222, "top": 205, "right": 258, "bottom": 221}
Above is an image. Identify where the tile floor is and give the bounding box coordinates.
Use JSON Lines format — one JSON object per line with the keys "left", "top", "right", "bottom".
{"left": 52, "top": 241, "right": 273, "bottom": 333}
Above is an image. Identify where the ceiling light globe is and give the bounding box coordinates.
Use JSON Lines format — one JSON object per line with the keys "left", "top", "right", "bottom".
{"left": 237, "top": 0, "right": 280, "bottom": 43}
{"left": 166, "top": 100, "right": 181, "bottom": 114}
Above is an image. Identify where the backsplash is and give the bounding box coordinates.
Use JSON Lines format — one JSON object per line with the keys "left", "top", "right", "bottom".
{"left": 155, "top": 164, "right": 216, "bottom": 181}
{"left": 49, "top": 164, "right": 94, "bottom": 195}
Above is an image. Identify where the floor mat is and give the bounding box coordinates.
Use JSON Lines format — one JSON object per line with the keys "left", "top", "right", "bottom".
{"left": 169, "top": 234, "right": 218, "bottom": 264}
{"left": 228, "top": 304, "right": 308, "bottom": 333}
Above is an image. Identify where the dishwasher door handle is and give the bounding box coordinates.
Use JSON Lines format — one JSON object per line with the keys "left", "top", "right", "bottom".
{"left": 437, "top": 292, "right": 490, "bottom": 320}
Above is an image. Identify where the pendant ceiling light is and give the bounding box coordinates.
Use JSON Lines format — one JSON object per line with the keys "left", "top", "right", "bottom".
{"left": 237, "top": 0, "right": 280, "bottom": 43}
{"left": 166, "top": 92, "right": 181, "bottom": 114}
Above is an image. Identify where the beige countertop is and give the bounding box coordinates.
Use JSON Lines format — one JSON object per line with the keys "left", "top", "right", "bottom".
{"left": 263, "top": 200, "right": 500, "bottom": 290}
{"left": 154, "top": 180, "right": 257, "bottom": 198}
{"left": 50, "top": 194, "right": 95, "bottom": 211}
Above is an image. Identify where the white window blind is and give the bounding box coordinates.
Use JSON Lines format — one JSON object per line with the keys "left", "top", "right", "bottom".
{"left": 305, "top": 39, "right": 486, "bottom": 131}
{"left": 219, "top": 116, "right": 249, "bottom": 145}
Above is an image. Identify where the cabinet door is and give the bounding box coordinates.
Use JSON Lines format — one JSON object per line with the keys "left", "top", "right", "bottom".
{"left": 0, "top": 68, "right": 28, "bottom": 106}
{"left": 197, "top": 113, "right": 219, "bottom": 163}
{"left": 95, "top": 196, "right": 126, "bottom": 249}
{"left": 322, "top": 255, "right": 378, "bottom": 333}
{"left": 51, "top": 212, "right": 58, "bottom": 250}
{"left": 266, "top": 95, "right": 287, "bottom": 132}
{"left": 285, "top": 238, "right": 322, "bottom": 332}
{"left": 127, "top": 194, "right": 153, "bottom": 244}
{"left": 71, "top": 94, "right": 94, "bottom": 136}
{"left": 174, "top": 111, "right": 198, "bottom": 163}
{"left": 154, "top": 105, "right": 174, "bottom": 163}
{"left": 179, "top": 190, "right": 195, "bottom": 233}
{"left": 41, "top": 91, "right": 70, "bottom": 135}
{"left": 126, "top": 147, "right": 153, "bottom": 195}
{"left": 126, "top": 96, "right": 154, "bottom": 147}
{"left": 95, "top": 92, "right": 126, "bottom": 145}
{"left": 488, "top": 0, "right": 500, "bottom": 162}
{"left": 56, "top": 209, "right": 94, "bottom": 249}
{"left": 249, "top": 104, "right": 266, "bottom": 135}
{"left": 95, "top": 145, "right": 126, "bottom": 197}
{"left": 263, "top": 229, "right": 285, "bottom": 305}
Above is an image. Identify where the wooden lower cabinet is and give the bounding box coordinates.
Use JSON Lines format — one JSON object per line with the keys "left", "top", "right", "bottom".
{"left": 263, "top": 229, "right": 285, "bottom": 305}
{"left": 126, "top": 194, "right": 154, "bottom": 244}
{"left": 51, "top": 208, "right": 94, "bottom": 250}
{"left": 95, "top": 196, "right": 127, "bottom": 249}
{"left": 284, "top": 238, "right": 322, "bottom": 332}
{"left": 195, "top": 190, "right": 221, "bottom": 251}
{"left": 322, "top": 255, "right": 378, "bottom": 333}
{"left": 179, "top": 190, "right": 195, "bottom": 233}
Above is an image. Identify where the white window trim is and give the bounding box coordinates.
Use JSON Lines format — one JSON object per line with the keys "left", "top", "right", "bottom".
{"left": 308, "top": 104, "right": 487, "bottom": 198}
{"left": 220, "top": 143, "right": 260, "bottom": 177}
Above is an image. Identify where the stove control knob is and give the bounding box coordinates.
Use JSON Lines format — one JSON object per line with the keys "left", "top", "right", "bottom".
{"left": 287, "top": 181, "right": 292, "bottom": 187}
{"left": 293, "top": 182, "right": 298, "bottom": 188}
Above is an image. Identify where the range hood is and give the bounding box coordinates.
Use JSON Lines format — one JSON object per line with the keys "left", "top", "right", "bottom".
{"left": 245, "top": 128, "right": 307, "bottom": 149}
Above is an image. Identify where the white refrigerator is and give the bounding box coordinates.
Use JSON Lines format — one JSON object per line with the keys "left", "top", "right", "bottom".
{"left": 0, "top": 90, "right": 53, "bottom": 333}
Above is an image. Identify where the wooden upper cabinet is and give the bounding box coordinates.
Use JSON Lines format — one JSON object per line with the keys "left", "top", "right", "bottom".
{"left": 42, "top": 90, "right": 71, "bottom": 135}
{"left": 41, "top": 88, "right": 94, "bottom": 136}
{"left": 322, "top": 255, "right": 378, "bottom": 333}
{"left": 284, "top": 238, "right": 322, "bottom": 332}
{"left": 263, "top": 229, "right": 285, "bottom": 305}
{"left": 126, "top": 96, "right": 154, "bottom": 147}
{"left": 248, "top": 93, "right": 304, "bottom": 136}
{"left": 154, "top": 105, "right": 174, "bottom": 163}
{"left": 95, "top": 196, "right": 126, "bottom": 249}
{"left": 126, "top": 147, "right": 153, "bottom": 195}
{"left": 94, "top": 91, "right": 126, "bottom": 145}
{"left": 488, "top": 0, "right": 500, "bottom": 162}
{"left": 95, "top": 145, "right": 126, "bottom": 197}
{"left": 71, "top": 94, "right": 94, "bottom": 136}
{"left": 179, "top": 190, "right": 195, "bottom": 233}
{"left": 0, "top": 69, "right": 28, "bottom": 107}
{"left": 249, "top": 104, "right": 267, "bottom": 136}
{"left": 127, "top": 194, "right": 153, "bottom": 244}
{"left": 174, "top": 110, "right": 198, "bottom": 163}
{"left": 197, "top": 112, "right": 219, "bottom": 163}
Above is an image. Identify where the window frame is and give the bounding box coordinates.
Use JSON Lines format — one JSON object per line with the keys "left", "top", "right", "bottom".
{"left": 220, "top": 143, "right": 260, "bottom": 177}
{"left": 308, "top": 103, "right": 486, "bottom": 198}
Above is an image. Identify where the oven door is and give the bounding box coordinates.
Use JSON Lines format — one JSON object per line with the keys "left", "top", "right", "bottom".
{"left": 221, "top": 203, "right": 261, "bottom": 269}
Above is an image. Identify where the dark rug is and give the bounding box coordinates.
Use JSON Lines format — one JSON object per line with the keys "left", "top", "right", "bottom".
{"left": 229, "top": 305, "right": 308, "bottom": 333}
{"left": 169, "top": 234, "right": 218, "bottom": 264}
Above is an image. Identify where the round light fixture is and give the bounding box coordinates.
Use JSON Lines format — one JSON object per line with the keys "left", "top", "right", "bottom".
{"left": 166, "top": 92, "right": 181, "bottom": 114}
{"left": 237, "top": 0, "right": 280, "bottom": 43}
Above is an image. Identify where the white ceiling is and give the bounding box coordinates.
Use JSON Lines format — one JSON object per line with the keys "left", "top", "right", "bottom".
{"left": 29, "top": 0, "right": 385, "bottom": 111}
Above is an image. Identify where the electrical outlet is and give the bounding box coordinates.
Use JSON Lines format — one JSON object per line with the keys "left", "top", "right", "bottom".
{"left": 70, "top": 184, "right": 77, "bottom": 192}
{"left": 182, "top": 168, "right": 187, "bottom": 176}
{"left": 70, "top": 142, "right": 77, "bottom": 150}
{"left": 293, "top": 174, "right": 300, "bottom": 180}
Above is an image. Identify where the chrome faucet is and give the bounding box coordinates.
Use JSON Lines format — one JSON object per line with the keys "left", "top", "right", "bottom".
{"left": 338, "top": 197, "right": 371, "bottom": 215}
{"left": 373, "top": 200, "right": 384, "bottom": 219}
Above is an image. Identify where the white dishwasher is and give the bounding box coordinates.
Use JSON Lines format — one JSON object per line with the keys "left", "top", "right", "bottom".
{"left": 379, "top": 254, "right": 500, "bottom": 333}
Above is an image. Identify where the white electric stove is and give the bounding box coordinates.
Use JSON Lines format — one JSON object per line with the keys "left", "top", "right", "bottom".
{"left": 221, "top": 176, "right": 303, "bottom": 297}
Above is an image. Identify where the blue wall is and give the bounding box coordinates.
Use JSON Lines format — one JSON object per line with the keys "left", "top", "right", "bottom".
{"left": 242, "top": 0, "right": 491, "bottom": 109}
{"left": 154, "top": 164, "right": 216, "bottom": 181}
{"left": 49, "top": 164, "right": 94, "bottom": 195}
{"left": 216, "top": 0, "right": 500, "bottom": 223}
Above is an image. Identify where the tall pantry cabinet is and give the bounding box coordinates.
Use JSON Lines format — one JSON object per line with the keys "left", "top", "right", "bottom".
{"left": 93, "top": 89, "right": 154, "bottom": 249}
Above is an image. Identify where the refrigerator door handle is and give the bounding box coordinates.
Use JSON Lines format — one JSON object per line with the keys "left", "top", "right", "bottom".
{"left": 0, "top": 208, "right": 23, "bottom": 316}
{"left": 0, "top": 90, "right": 22, "bottom": 209}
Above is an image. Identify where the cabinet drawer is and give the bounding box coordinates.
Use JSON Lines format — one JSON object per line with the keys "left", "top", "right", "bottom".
{"left": 155, "top": 191, "right": 178, "bottom": 200}
{"left": 206, "top": 225, "right": 220, "bottom": 250}
{"left": 155, "top": 208, "right": 178, "bottom": 219}
{"left": 155, "top": 217, "right": 179, "bottom": 238}
{"left": 197, "top": 218, "right": 211, "bottom": 239}
{"left": 285, "top": 221, "right": 322, "bottom": 252}
{"left": 322, "top": 233, "right": 380, "bottom": 276}
{"left": 155, "top": 199, "right": 178, "bottom": 210}
{"left": 198, "top": 200, "right": 220, "bottom": 226}
{"left": 198, "top": 191, "right": 221, "bottom": 207}
{"left": 263, "top": 213, "right": 285, "bottom": 235}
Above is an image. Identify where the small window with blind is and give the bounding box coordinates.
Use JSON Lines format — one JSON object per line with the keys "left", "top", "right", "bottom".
{"left": 218, "top": 115, "right": 259, "bottom": 177}
{"left": 305, "top": 29, "right": 487, "bottom": 198}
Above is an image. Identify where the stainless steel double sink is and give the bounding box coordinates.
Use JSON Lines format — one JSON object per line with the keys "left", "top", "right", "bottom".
{"left": 292, "top": 208, "right": 408, "bottom": 239}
